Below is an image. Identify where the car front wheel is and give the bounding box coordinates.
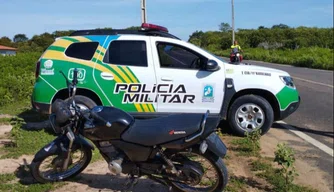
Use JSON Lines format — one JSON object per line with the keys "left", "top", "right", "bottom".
{"left": 228, "top": 95, "right": 274, "bottom": 136}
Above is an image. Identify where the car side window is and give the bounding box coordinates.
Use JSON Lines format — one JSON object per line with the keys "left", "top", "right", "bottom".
{"left": 65, "top": 42, "right": 99, "bottom": 60}
{"left": 103, "top": 40, "right": 148, "bottom": 67}
{"left": 156, "top": 42, "right": 206, "bottom": 70}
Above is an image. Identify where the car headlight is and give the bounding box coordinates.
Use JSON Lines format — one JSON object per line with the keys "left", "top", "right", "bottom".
{"left": 280, "top": 76, "right": 295, "bottom": 88}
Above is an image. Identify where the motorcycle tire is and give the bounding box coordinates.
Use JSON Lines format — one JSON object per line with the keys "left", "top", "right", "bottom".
{"left": 30, "top": 146, "right": 92, "bottom": 183}
{"left": 168, "top": 147, "right": 228, "bottom": 192}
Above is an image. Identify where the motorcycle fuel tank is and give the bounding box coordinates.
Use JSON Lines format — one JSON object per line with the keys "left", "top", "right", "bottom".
{"left": 82, "top": 106, "right": 135, "bottom": 141}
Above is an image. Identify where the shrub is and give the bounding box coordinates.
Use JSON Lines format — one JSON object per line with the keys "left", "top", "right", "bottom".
{"left": 0, "top": 52, "right": 40, "bottom": 108}
{"left": 274, "top": 143, "right": 298, "bottom": 192}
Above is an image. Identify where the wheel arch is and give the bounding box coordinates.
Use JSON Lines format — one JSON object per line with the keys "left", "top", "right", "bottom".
{"left": 226, "top": 88, "right": 281, "bottom": 121}
{"left": 52, "top": 88, "right": 103, "bottom": 106}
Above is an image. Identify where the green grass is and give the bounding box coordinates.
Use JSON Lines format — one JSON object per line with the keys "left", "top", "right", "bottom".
{"left": 0, "top": 173, "right": 17, "bottom": 183}
{"left": 0, "top": 173, "right": 64, "bottom": 192}
{"left": 0, "top": 101, "right": 32, "bottom": 116}
{"left": 213, "top": 47, "right": 333, "bottom": 70}
{"left": 230, "top": 137, "right": 260, "bottom": 157}
{"left": 225, "top": 175, "right": 248, "bottom": 192}
{"left": 1, "top": 117, "right": 56, "bottom": 159}
{"left": 0, "top": 117, "right": 12, "bottom": 125}
{"left": 250, "top": 159, "right": 318, "bottom": 192}
{"left": 91, "top": 148, "right": 103, "bottom": 163}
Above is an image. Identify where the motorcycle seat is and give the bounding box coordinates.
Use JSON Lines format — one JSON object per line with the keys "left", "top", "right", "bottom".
{"left": 121, "top": 114, "right": 204, "bottom": 146}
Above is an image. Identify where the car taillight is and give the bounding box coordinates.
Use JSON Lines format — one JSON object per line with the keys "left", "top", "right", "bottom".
{"left": 35, "top": 61, "right": 41, "bottom": 78}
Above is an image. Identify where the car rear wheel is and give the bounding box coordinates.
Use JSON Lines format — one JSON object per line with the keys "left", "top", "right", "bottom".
{"left": 228, "top": 95, "right": 274, "bottom": 136}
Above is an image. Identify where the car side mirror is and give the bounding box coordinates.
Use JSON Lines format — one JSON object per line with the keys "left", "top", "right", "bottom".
{"left": 206, "top": 60, "right": 220, "bottom": 71}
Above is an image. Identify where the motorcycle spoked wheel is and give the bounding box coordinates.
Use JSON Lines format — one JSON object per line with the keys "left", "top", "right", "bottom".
{"left": 30, "top": 147, "right": 92, "bottom": 183}
{"left": 166, "top": 148, "right": 228, "bottom": 192}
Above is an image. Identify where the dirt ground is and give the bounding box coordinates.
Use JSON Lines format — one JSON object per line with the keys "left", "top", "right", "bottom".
{"left": 0, "top": 122, "right": 332, "bottom": 192}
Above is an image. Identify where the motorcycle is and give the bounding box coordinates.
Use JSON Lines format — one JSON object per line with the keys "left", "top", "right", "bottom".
{"left": 30, "top": 68, "right": 229, "bottom": 191}
{"left": 230, "top": 48, "right": 243, "bottom": 64}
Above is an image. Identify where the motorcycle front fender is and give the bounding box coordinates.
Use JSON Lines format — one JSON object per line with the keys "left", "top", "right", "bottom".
{"left": 32, "top": 134, "right": 94, "bottom": 162}
{"left": 205, "top": 132, "right": 227, "bottom": 158}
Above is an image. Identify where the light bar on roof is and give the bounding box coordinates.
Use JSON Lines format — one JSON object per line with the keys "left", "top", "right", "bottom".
{"left": 141, "top": 23, "right": 169, "bottom": 32}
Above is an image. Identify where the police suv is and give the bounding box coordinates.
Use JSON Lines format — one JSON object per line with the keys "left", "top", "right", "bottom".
{"left": 31, "top": 23, "right": 301, "bottom": 136}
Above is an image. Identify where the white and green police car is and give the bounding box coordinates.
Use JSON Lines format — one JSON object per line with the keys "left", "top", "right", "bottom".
{"left": 31, "top": 23, "right": 301, "bottom": 136}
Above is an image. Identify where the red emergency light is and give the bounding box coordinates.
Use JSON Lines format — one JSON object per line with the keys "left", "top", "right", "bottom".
{"left": 141, "top": 23, "right": 169, "bottom": 33}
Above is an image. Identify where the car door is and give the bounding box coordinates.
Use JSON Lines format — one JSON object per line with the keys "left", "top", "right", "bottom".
{"left": 97, "top": 35, "right": 158, "bottom": 114}
{"left": 150, "top": 37, "right": 225, "bottom": 114}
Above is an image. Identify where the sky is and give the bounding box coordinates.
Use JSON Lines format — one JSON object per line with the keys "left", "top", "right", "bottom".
{"left": 1, "top": 0, "right": 333, "bottom": 41}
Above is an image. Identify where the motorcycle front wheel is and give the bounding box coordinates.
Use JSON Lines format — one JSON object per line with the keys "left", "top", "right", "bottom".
{"left": 167, "top": 148, "right": 228, "bottom": 192}
{"left": 30, "top": 147, "right": 92, "bottom": 183}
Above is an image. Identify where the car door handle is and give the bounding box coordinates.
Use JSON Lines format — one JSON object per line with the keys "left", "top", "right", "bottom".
{"left": 161, "top": 77, "right": 173, "bottom": 81}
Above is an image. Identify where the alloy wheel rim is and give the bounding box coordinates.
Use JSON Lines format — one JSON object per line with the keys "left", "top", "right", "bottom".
{"left": 235, "top": 103, "right": 265, "bottom": 131}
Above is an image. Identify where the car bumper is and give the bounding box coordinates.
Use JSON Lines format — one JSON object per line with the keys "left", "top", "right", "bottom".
{"left": 31, "top": 96, "right": 51, "bottom": 115}
{"left": 279, "top": 96, "right": 301, "bottom": 120}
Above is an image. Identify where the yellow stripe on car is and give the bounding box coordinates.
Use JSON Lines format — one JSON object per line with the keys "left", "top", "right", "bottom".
{"left": 52, "top": 39, "right": 73, "bottom": 48}
{"left": 43, "top": 51, "right": 122, "bottom": 83}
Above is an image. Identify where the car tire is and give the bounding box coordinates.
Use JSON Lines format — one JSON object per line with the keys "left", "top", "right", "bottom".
{"left": 65, "top": 95, "right": 97, "bottom": 111}
{"left": 228, "top": 94, "right": 274, "bottom": 137}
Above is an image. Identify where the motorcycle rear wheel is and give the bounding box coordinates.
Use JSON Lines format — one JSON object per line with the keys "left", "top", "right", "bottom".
{"left": 30, "top": 147, "right": 92, "bottom": 183}
{"left": 167, "top": 148, "right": 228, "bottom": 192}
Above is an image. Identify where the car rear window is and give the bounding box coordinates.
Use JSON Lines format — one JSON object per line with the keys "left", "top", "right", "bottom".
{"left": 65, "top": 42, "right": 99, "bottom": 60}
{"left": 103, "top": 40, "right": 148, "bottom": 67}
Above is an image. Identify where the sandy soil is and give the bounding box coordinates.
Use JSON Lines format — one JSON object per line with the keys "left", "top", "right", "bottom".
{"left": 0, "top": 122, "right": 332, "bottom": 192}
{"left": 260, "top": 128, "right": 333, "bottom": 192}
{"left": 52, "top": 160, "right": 169, "bottom": 192}
{"left": 0, "top": 125, "right": 12, "bottom": 136}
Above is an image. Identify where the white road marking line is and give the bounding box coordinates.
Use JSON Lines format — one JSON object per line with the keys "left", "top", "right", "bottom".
{"left": 277, "top": 121, "right": 334, "bottom": 157}
{"left": 292, "top": 76, "right": 334, "bottom": 88}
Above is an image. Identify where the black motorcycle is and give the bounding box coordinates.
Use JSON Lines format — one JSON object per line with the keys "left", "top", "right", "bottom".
{"left": 30, "top": 68, "right": 229, "bottom": 191}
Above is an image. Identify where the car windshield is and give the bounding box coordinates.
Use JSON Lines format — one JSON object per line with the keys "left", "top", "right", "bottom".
{"left": 190, "top": 43, "right": 227, "bottom": 62}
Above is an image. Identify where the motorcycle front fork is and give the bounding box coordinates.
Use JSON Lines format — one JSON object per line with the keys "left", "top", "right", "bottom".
{"left": 62, "top": 127, "right": 75, "bottom": 170}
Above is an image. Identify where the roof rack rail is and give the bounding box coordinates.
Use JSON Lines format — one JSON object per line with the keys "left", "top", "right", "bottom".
{"left": 69, "top": 29, "right": 180, "bottom": 40}
{"left": 69, "top": 23, "right": 180, "bottom": 40}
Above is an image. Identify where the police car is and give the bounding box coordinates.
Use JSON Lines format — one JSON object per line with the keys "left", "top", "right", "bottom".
{"left": 31, "top": 23, "right": 301, "bottom": 136}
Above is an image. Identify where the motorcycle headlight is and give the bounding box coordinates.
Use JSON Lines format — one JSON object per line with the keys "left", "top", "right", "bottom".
{"left": 280, "top": 76, "right": 295, "bottom": 88}
{"left": 50, "top": 99, "right": 73, "bottom": 134}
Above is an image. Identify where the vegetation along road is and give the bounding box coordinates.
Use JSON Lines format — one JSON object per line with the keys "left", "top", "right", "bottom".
{"left": 238, "top": 58, "right": 334, "bottom": 186}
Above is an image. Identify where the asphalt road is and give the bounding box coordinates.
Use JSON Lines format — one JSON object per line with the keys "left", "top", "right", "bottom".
{"left": 241, "top": 60, "right": 333, "bottom": 146}
{"left": 235, "top": 59, "right": 333, "bottom": 188}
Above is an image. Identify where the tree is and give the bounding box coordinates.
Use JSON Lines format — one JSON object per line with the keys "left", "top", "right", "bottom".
{"left": 95, "top": 27, "right": 113, "bottom": 30}
{"left": 52, "top": 30, "right": 75, "bottom": 38}
{"left": 13, "top": 34, "right": 28, "bottom": 43}
{"left": 30, "top": 33, "right": 55, "bottom": 51}
{"left": 219, "top": 22, "right": 232, "bottom": 32}
{"left": 272, "top": 23, "right": 290, "bottom": 29}
{"left": 188, "top": 30, "right": 205, "bottom": 46}
{"left": 0, "top": 37, "right": 13, "bottom": 46}
{"left": 125, "top": 26, "right": 141, "bottom": 30}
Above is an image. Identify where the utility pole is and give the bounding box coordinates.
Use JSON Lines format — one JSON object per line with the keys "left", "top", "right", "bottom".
{"left": 141, "top": 0, "right": 147, "bottom": 24}
{"left": 231, "top": 0, "right": 235, "bottom": 44}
